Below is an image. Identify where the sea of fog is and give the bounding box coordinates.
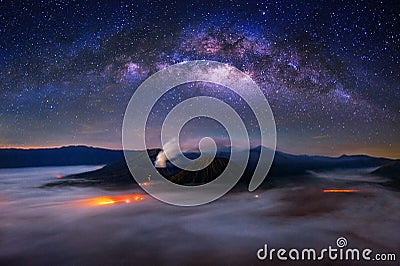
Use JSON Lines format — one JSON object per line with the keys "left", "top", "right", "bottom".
{"left": 0, "top": 166, "right": 399, "bottom": 265}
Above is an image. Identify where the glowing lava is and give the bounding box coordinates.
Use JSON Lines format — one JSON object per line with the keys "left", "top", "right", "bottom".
{"left": 323, "top": 189, "right": 359, "bottom": 193}
{"left": 79, "top": 194, "right": 144, "bottom": 207}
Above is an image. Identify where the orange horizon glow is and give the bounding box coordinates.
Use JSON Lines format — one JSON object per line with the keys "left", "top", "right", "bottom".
{"left": 0, "top": 144, "right": 399, "bottom": 159}
{"left": 323, "top": 189, "right": 359, "bottom": 193}
{"left": 0, "top": 144, "right": 122, "bottom": 151}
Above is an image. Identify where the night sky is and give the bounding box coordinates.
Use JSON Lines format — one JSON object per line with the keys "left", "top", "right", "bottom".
{"left": 1, "top": 1, "right": 399, "bottom": 158}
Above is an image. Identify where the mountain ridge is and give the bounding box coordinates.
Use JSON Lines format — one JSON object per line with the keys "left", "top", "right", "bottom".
{"left": 1, "top": 145, "right": 395, "bottom": 169}
{"left": 40, "top": 146, "right": 396, "bottom": 188}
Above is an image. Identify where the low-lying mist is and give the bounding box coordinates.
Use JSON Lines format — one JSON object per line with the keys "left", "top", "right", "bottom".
{"left": 0, "top": 166, "right": 399, "bottom": 265}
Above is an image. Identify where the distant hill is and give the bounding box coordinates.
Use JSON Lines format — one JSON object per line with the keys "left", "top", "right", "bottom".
{"left": 0, "top": 146, "right": 123, "bottom": 168}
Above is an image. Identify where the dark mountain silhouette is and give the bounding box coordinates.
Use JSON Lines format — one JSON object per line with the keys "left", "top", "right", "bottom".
{"left": 217, "top": 146, "right": 392, "bottom": 179}
{"left": 0, "top": 146, "right": 124, "bottom": 168}
{"left": 371, "top": 161, "right": 400, "bottom": 178}
{"left": 170, "top": 157, "right": 231, "bottom": 185}
{"left": 42, "top": 149, "right": 160, "bottom": 188}
{"left": 42, "top": 146, "right": 395, "bottom": 188}
{"left": 371, "top": 161, "right": 400, "bottom": 189}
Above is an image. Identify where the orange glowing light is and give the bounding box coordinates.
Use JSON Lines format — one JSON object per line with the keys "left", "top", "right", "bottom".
{"left": 56, "top": 175, "right": 63, "bottom": 179}
{"left": 323, "top": 189, "right": 359, "bottom": 193}
{"left": 79, "top": 194, "right": 144, "bottom": 207}
{"left": 97, "top": 199, "right": 115, "bottom": 205}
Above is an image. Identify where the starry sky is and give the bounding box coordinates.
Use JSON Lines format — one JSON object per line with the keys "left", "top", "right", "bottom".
{"left": 0, "top": 0, "right": 399, "bottom": 158}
